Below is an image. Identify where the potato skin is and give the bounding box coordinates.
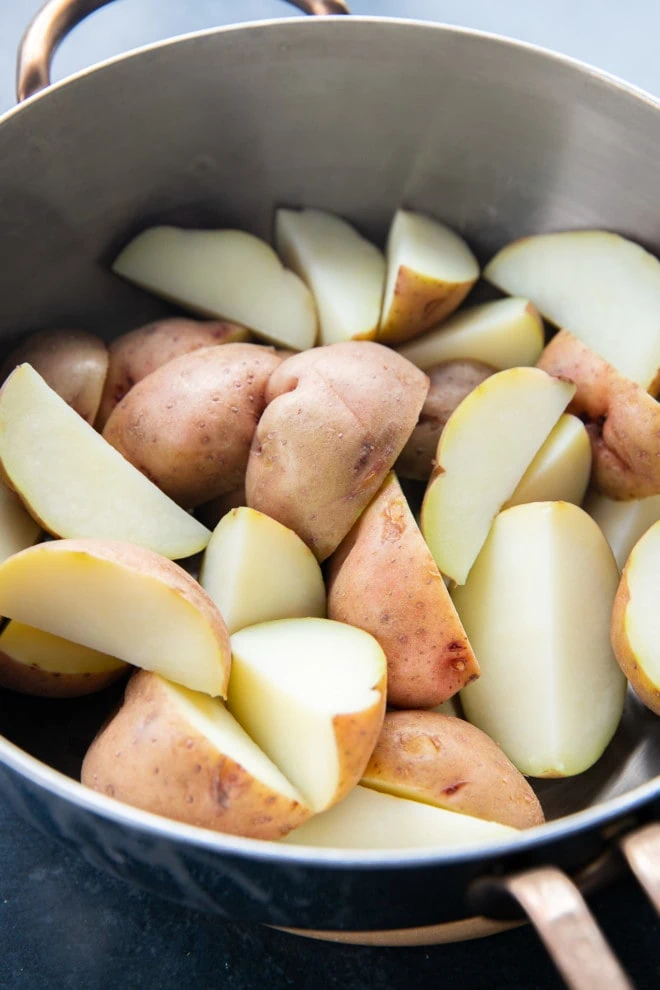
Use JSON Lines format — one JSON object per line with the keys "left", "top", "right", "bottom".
{"left": 362, "top": 710, "right": 544, "bottom": 829}
{"left": 397, "top": 360, "right": 495, "bottom": 480}
{"left": 82, "top": 671, "right": 311, "bottom": 839}
{"left": 246, "top": 341, "right": 429, "bottom": 560}
{"left": 611, "top": 567, "right": 660, "bottom": 714}
{"left": 537, "top": 331, "right": 660, "bottom": 499}
{"left": 328, "top": 473, "right": 478, "bottom": 707}
{"left": 1, "top": 329, "right": 108, "bottom": 424}
{"left": 96, "top": 318, "right": 250, "bottom": 428}
{"left": 0, "top": 651, "right": 126, "bottom": 698}
{"left": 103, "top": 344, "right": 282, "bottom": 508}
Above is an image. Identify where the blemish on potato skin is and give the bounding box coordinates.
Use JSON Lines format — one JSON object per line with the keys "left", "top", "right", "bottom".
{"left": 442, "top": 781, "right": 467, "bottom": 797}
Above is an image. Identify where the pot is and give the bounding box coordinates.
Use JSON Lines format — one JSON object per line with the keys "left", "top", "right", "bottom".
{"left": 1, "top": 2, "right": 659, "bottom": 985}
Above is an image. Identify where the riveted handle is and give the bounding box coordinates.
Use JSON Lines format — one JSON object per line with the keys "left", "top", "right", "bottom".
{"left": 16, "top": 0, "right": 350, "bottom": 103}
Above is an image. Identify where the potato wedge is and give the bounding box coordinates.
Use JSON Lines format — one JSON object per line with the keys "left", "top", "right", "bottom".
{"left": 0, "top": 540, "right": 231, "bottom": 697}
{"left": 328, "top": 473, "right": 478, "bottom": 708}
{"left": 585, "top": 490, "right": 660, "bottom": 570}
{"left": 103, "top": 344, "right": 282, "bottom": 508}
{"left": 82, "top": 671, "right": 310, "bottom": 839}
{"left": 361, "top": 711, "right": 544, "bottom": 829}
{"left": 504, "top": 414, "right": 591, "bottom": 508}
{"left": 228, "top": 618, "right": 386, "bottom": 813}
{"left": 0, "top": 481, "right": 41, "bottom": 563}
{"left": 246, "top": 341, "right": 428, "bottom": 560}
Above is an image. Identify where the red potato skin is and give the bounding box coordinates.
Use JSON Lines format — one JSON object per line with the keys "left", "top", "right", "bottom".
{"left": 246, "top": 341, "right": 429, "bottom": 561}
{"left": 327, "top": 472, "right": 479, "bottom": 708}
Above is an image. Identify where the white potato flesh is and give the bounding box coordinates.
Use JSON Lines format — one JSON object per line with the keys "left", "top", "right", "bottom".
{"left": 0, "top": 621, "right": 126, "bottom": 675}
{"left": 0, "top": 481, "right": 40, "bottom": 563}
{"left": 0, "top": 365, "right": 210, "bottom": 559}
{"left": 421, "top": 367, "right": 575, "bottom": 584}
{"left": 585, "top": 491, "right": 660, "bottom": 571}
{"left": 199, "top": 508, "right": 325, "bottom": 634}
{"left": 398, "top": 297, "right": 544, "bottom": 370}
{"left": 113, "top": 227, "right": 318, "bottom": 351}
{"left": 0, "top": 542, "right": 230, "bottom": 697}
{"left": 229, "top": 618, "right": 386, "bottom": 812}
{"left": 275, "top": 208, "right": 385, "bottom": 344}
{"left": 505, "top": 414, "right": 591, "bottom": 508}
{"left": 455, "top": 502, "right": 626, "bottom": 777}
{"left": 620, "top": 523, "right": 660, "bottom": 686}
{"left": 484, "top": 230, "right": 660, "bottom": 390}
{"left": 160, "top": 679, "right": 306, "bottom": 804}
{"left": 281, "top": 785, "right": 517, "bottom": 850}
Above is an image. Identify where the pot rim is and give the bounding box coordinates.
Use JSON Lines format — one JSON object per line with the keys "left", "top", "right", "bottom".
{"left": 1, "top": 13, "right": 658, "bottom": 867}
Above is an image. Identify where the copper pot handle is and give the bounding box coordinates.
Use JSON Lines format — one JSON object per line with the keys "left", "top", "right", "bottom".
{"left": 16, "top": 0, "right": 350, "bottom": 103}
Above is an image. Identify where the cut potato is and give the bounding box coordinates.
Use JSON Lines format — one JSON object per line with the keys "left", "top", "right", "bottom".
{"left": 82, "top": 671, "right": 311, "bottom": 839}
{"left": 327, "top": 473, "right": 478, "bottom": 708}
{"left": 0, "top": 621, "right": 127, "bottom": 698}
{"left": 275, "top": 208, "right": 385, "bottom": 345}
{"left": 585, "top": 490, "right": 660, "bottom": 570}
{"left": 504, "top": 414, "right": 591, "bottom": 508}
{"left": 455, "top": 502, "right": 626, "bottom": 777}
{"left": 281, "top": 785, "right": 518, "bottom": 850}
{"left": 361, "top": 711, "right": 544, "bottom": 829}
{"left": 398, "top": 297, "right": 545, "bottom": 371}
{"left": 0, "top": 365, "right": 210, "bottom": 558}
{"left": 0, "top": 540, "right": 231, "bottom": 697}
{"left": 421, "top": 368, "right": 575, "bottom": 584}
{"left": 611, "top": 521, "right": 660, "bottom": 714}
{"left": 379, "top": 211, "right": 479, "bottom": 344}
{"left": 228, "top": 618, "right": 386, "bottom": 812}
{"left": 485, "top": 230, "right": 660, "bottom": 391}
{"left": 538, "top": 330, "right": 660, "bottom": 500}
{"left": 0, "top": 480, "right": 41, "bottom": 563}
{"left": 199, "top": 507, "right": 326, "bottom": 634}
{"left": 112, "top": 227, "right": 318, "bottom": 351}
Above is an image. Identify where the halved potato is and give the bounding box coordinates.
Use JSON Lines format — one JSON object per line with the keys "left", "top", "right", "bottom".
{"left": 398, "top": 297, "right": 545, "bottom": 371}
{"left": 327, "top": 473, "right": 478, "bottom": 708}
{"left": 0, "top": 621, "right": 127, "bottom": 698}
{"left": 112, "top": 227, "right": 318, "bottom": 351}
{"left": 200, "top": 507, "right": 326, "bottom": 634}
{"left": 585, "top": 491, "right": 660, "bottom": 570}
{"left": 0, "top": 365, "right": 210, "bottom": 558}
{"left": 82, "top": 671, "right": 311, "bottom": 839}
{"left": 485, "top": 229, "right": 660, "bottom": 391}
{"left": 0, "top": 540, "right": 231, "bottom": 697}
{"left": 0, "top": 481, "right": 41, "bottom": 563}
{"left": 421, "top": 367, "right": 575, "bottom": 584}
{"left": 378, "top": 211, "right": 479, "bottom": 344}
{"left": 361, "top": 711, "right": 544, "bottom": 829}
{"left": 455, "top": 502, "right": 626, "bottom": 777}
{"left": 281, "top": 785, "right": 518, "bottom": 849}
{"left": 504, "top": 414, "right": 591, "bottom": 508}
{"left": 275, "top": 208, "right": 385, "bottom": 344}
{"left": 228, "top": 618, "right": 386, "bottom": 812}
{"left": 611, "top": 521, "right": 660, "bottom": 714}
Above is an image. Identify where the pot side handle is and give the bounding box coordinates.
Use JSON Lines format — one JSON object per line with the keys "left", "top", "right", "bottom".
{"left": 16, "top": 0, "right": 350, "bottom": 103}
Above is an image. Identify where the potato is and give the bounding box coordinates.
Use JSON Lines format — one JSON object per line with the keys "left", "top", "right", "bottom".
{"left": 82, "top": 670, "right": 311, "bottom": 839}
{"left": 0, "top": 621, "right": 127, "bottom": 698}
{"left": 246, "top": 341, "right": 429, "bottom": 560}
{"left": 103, "top": 343, "right": 282, "bottom": 508}
{"left": 397, "top": 360, "right": 495, "bottom": 480}
{"left": 537, "top": 330, "right": 660, "bottom": 500}
{"left": 196, "top": 487, "right": 246, "bottom": 530}
{"left": 361, "top": 711, "right": 544, "bottom": 829}
{"left": 0, "top": 328, "right": 108, "bottom": 424}
{"left": 96, "top": 317, "right": 250, "bottom": 428}
{"left": 328, "top": 472, "right": 478, "bottom": 708}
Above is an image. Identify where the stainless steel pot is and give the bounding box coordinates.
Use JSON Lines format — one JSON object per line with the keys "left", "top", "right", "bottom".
{"left": 1, "top": 2, "right": 660, "bottom": 985}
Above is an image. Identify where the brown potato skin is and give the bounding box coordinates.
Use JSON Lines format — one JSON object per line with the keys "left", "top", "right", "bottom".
{"left": 362, "top": 711, "right": 544, "bottom": 829}
{"left": 537, "top": 331, "right": 660, "bottom": 499}
{"left": 246, "top": 341, "right": 429, "bottom": 560}
{"left": 397, "top": 360, "right": 495, "bottom": 480}
{"left": 96, "top": 318, "right": 251, "bottom": 428}
{"left": 82, "top": 671, "right": 311, "bottom": 839}
{"left": 0, "top": 651, "right": 127, "bottom": 698}
{"left": 329, "top": 677, "right": 387, "bottom": 809}
{"left": 103, "top": 344, "right": 282, "bottom": 508}
{"left": 327, "top": 473, "right": 479, "bottom": 708}
{"left": 611, "top": 567, "right": 660, "bottom": 715}
{"left": 1, "top": 329, "right": 108, "bottom": 424}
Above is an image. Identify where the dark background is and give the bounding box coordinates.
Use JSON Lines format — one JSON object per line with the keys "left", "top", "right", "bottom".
{"left": 1, "top": 3, "right": 660, "bottom": 988}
